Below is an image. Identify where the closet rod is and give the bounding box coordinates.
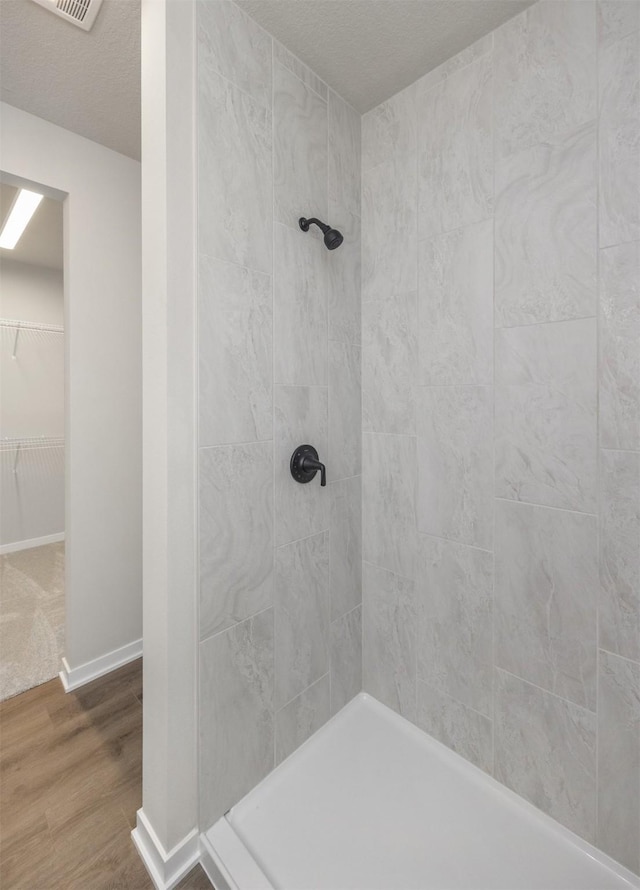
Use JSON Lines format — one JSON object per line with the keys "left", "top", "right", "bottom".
{"left": 0, "top": 318, "right": 64, "bottom": 334}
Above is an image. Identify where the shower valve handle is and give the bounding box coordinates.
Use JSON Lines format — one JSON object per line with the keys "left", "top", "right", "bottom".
{"left": 290, "top": 445, "right": 326, "bottom": 487}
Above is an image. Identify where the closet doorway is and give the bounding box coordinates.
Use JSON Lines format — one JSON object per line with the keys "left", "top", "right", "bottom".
{"left": 0, "top": 180, "right": 65, "bottom": 701}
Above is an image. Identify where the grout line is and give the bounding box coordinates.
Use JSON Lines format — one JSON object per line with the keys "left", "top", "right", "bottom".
{"left": 598, "top": 648, "right": 640, "bottom": 669}
{"left": 276, "top": 671, "right": 331, "bottom": 714}
{"left": 199, "top": 603, "right": 275, "bottom": 647}
{"left": 271, "top": 33, "right": 277, "bottom": 773}
{"left": 494, "top": 497, "right": 598, "bottom": 519}
{"left": 494, "top": 666, "right": 597, "bottom": 715}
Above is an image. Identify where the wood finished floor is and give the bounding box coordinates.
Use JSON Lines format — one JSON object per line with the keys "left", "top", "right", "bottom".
{"left": 0, "top": 659, "right": 211, "bottom": 889}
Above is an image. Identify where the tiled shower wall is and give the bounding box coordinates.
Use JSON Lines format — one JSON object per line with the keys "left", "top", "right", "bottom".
{"left": 196, "top": 1, "right": 361, "bottom": 829}
{"left": 361, "top": 0, "right": 640, "bottom": 874}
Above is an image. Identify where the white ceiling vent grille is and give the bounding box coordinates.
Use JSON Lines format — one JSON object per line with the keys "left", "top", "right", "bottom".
{"left": 30, "top": 0, "right": 104, "bottom": 31}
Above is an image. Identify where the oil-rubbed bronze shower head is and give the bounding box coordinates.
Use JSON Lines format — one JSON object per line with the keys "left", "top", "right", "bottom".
{"left": 299, "top": 217, "right": 344, "bottom": 250}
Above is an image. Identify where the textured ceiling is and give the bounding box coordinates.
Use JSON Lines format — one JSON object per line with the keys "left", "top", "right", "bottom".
{"left": 0, "top": 184, "right": 64, "bottom": 271}
{"left": 0, "top": 0, "right": 140, "bottom": 160}
{"left": 237, "top": 0, "right": 534, "bottom": 112}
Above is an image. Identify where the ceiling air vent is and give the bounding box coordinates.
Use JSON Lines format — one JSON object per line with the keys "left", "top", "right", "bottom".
{"left": 30, "top": 0, "right": 104, "bottom": 31}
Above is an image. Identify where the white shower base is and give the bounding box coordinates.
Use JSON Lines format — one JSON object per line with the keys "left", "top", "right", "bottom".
{"left": 201, "top": 694, "right": 639, "bottom": 890}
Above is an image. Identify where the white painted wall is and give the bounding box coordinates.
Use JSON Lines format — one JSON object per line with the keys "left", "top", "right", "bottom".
{"left": 0, "top": 102, "right": 142, "bottom": 669}
{"left": 1, "top": 259, "right": 65, "bottom": 547}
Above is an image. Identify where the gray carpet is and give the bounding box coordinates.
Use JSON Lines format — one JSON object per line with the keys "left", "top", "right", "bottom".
{"left": 0, "top": 542, "right": 65, "bottom": 701}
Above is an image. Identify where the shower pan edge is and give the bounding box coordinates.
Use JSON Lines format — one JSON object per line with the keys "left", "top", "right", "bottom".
{"left": 200, "top": 693, "right": 639, "bottom": 890}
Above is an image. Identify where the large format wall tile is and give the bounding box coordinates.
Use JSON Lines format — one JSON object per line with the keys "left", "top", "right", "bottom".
{"left": 274, "top": 40, "right": 328, "bottom": 101}
{"left": 200, "top": 444, "right": 273, "bottom": 640}
{"left": 495, "top": 669, "right": 597, "bottom": 843}
{"left": 363, "top": 562, "right": 416, "bottom": 720}
{"left": 328, "top": 207, "right": 360, "bottom": 346}
{"left": 416, "top": 682, "right": 493, "bottom": 774}
{"left": 417, "top": 386, "right": 493, "bottom": 550}
{"left": 199, "top": 609, "right": 274, "bottom": 827}
{"left": 362, "top": 293, "right": 417, "bottom": 434}
{"left": 494, "top": 1, "right": 596, "bottom": 159}
{"left": 597, "top": 650, "right": 640, "bottom": 874}
{"left": 330, "top": 476, "right": 362, "bottom": 622}
{"left": 274, "top": 222, "right": 327, "bottom": 386}
{"left": 418, "top": 537, "right": 493, "bottom": 717}
{"left": 330, "top": 606, "right": 362, "bottom": 714}
{"left": 276, "top": 673, "right": 330, "bottom": 764}
{"left": 599, "top": 241, "right": 640, "bottom": 451}
{"left": 361, "top": 83, "right": 416, "bottom": 172}
{"left": 495, "top": 500, "right": 598, "bottom": 710}
{"left": 418, "top": 53, "right": 493, "bottom": 240}
{"left": 419, "top": 219, "right": 493, "bottom": 385}
{"left": 597, "top": 1, "right": 640, "bottom": 47}
{"left": 495, "top": 123, "right": 597, "bottom": 327}
{"left": 329, "top": 341, "right": 361, "bottom": 480}
{"left": 274, "top": 61, "right": 327, "bottom": 229}
{"left": 600, "top": 450, "right": 640, "bottom": 662}
{"left": 198, "top": 70, "right": 272, "bottom": 273}
{"left": 363, "top": 433, "right": 416, "bottom": 579}
{"left": 495, "top": 319, "right": 597, "bottom": 513}
{"left": 274, "top": 385, "right": 328, "bottom": 547}
{"left": 329, "top": 92, "right": 361, "bottom": 218}
{"left": 599, "top": 28, "right": 640, "bottom": 247}
{"left": 197, "top": 0, "right": 271, "bottom": 107}
{"left": 198, "top": 255, "right": 272, "bottom": 447}
{"left": 362, "top": 153, "right": 417, "bottom": 301}
{"left": 275, "top": 532, "right": 329, "bottom": 709}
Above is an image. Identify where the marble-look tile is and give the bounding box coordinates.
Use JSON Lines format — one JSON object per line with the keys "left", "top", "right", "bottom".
{"left": 600, "top": 450, "right": 640, "bottom": 662}
{"left": 418, "top": 537, "right": 493, "bottom": 717}
{"left": 494, "top": 669, "right": 597, "bottom": 843}
{"left": 274, "top": 61, "right": 327, "bottom": 229}
{"left": 328, "top": 206, "right": 360, "bottom": 346}
{"left": 417, "top": 33, "right": 493, "bottom": 95}
{"left": 330, "top": 476, "right": 362, "bottom": 622}
{"left": 495, "top": 319, "right": 597, "bottom": 513}
{"left": 494, "top": 0, "right": 596, "bottom": 159}
{"left": 416, "top": 682, "right": 493, "bottom": 774}
{"left": 600, "top": 241, "right": 640, "bottom": 450}
{"left": 419, "top": 219, "right": 493, "bottom": 385}
{"left": 198, "top": 70, "right": 271, "bottom": 273}
{"left": 361, "top": 83, "right": 417, "bottom": 172}
{"left": 417, "top": 386, "right": 493, "bottom": 550}
{"left": 275, "top": 532, "right": 329, "bottom": 709}
{"left": 274, "top": 222, "right": 327, "bottom": 386}
{"left": 274, "top": 385, "right": 328, "bottom": 547}
{"left": 362, "top": 433, "right": 417, "bottom": 579}
{"left": 495, "top": 500, "right": 598, "bottom": 710}
{"left": 362, "top": 153, "right": 417, "bottom": 301}
{"left": 598, "top": 1, "right": 640, "bottom": 47}
{"left": 363, "top": 562, "right": 416, "bottom": 721}
{"left": 329, "top": 92, "right": 361, "bottom": 218}
{"left": 198, "top": 255, "right": 271, "bottom": 447}
{"left": 495, "top": 123, "right": 597, "bottom": 327}
{"left": 199, "top": 444, "right": 273, "bottom": 640}
{"left": 275, "top": 673, "right": 330, "bottom": 764}
{"left": 363, "top": 293, "right": 417, "bottom": 434}
{"left": 418, "top": 53, "right": 492, "bottom": 240}
{"left": 599, "top": 28, "right": 640, "bottom": 247}
{"left": 598, "top": 650, "right": 640, "bottom": 875}
{"left": 330, "top": 606, "right": 362, "bottom": 715}
{"left": 197, "top": 0, "right": 271, "bottom": 106}
{"left": 329, "top": 341, "right": 361, "bottom": 480}
{"left": 199, "top": 609, "right": 274, "bottom": 827}
{"left": 274, "top": 40, "right": 328, "bottom": 100}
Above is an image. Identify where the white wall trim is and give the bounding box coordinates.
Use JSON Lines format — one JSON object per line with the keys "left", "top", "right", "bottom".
{"left": 59, "top": 638, "right": 142, "bottom": 692}
{"left": 0, "top": 532, "right": 65, "bottom": 555}
{"left": 132, "top": 809, "right": 201, "bottom": 890}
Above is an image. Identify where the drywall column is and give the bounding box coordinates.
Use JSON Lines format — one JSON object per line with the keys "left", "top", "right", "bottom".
{"left": 0, "top": 105, "right": 142, "bottom": 675}
{"left": 133, "top": 0, "right": 199, "bottom": 885}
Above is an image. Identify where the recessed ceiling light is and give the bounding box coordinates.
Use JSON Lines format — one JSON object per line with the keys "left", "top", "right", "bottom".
{"left": 0, "top": 189, "right": 44, "bottom": 250}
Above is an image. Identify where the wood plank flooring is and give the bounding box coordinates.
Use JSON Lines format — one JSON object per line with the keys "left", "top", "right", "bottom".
{"left": 0, "top": 660, "right": 211, "bottom": 889}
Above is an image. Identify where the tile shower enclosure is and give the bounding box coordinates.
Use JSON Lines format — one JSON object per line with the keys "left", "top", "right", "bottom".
{"left": 196, "top": 0, "right": 639, "bottom": 876}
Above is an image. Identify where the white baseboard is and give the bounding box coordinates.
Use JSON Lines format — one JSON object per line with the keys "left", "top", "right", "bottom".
{"left": 59, "top": 637, "right": 142, "bottom": 692}
{"left": 132, "top": 809, "right": 201, "bottom": 890}
{"left": 0, "top": 532, "right": 65, "bottom": 555}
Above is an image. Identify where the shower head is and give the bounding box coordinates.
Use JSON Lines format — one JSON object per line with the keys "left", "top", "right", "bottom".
{"left": 299, "top": 217, "right": 344, "bottom": 250}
